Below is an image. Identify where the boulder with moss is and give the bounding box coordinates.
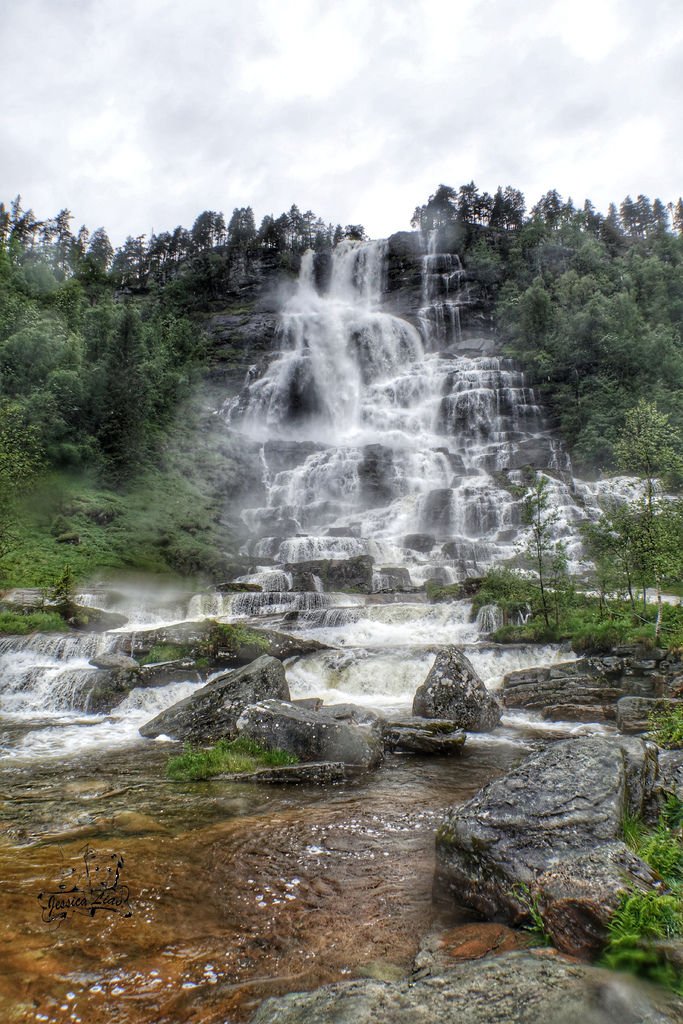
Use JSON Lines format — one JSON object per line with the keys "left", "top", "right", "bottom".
{"left": 139, "top": 654, "right": 290, "bottom": 742}
{"left": 434, "top": 736, "right": 659, "bottom": 959}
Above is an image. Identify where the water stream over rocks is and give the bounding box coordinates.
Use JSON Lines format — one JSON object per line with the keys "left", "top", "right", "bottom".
{"left": 1, "top": 237, "right": 623, "bottom": 1023}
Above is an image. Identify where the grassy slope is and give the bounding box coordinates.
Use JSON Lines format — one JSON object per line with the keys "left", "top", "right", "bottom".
{"left": 2, "top": 404, "right": 261, "bottom": 589}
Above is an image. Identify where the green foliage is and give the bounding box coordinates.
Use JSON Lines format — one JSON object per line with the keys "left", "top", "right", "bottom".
{"left": 521, "top": 474, "right": 570, "bottom": 628}
{"left": 623, "top": 798, "right": 683, "bottom": 885}
{"left": 0, "top": 610, "right": 68, "bottom": 635}
{"left": 140, "top": 643, "right": 193, "bottom": 666}
{"left": 425, "top": 580, "right": 464, "bottom": 603}
{"left": 167, "top": 737, "right": 298, "bottom": 781}
{"left": 202, "top": 623, "right": 269, "bottom": 660}
{"left": 510, "top": 883, "right": 553, "bottom": 946}
{"left": 49, "top": 563, "right": 77, "bottom": 620}
{"left": 472, "top": 566, "right": 534, "bottom": 622}
{"left": 601, "top": 891, "right": 683, "bottom": 992}
{"left": 607, "top": 798, "right": 683, "bottom": 991}
{"left": 649, "top": 705, "right": 683, "bottom": 750}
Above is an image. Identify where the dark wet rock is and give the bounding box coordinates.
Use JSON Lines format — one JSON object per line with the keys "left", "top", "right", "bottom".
{"left": 358, "top": 444, "right": 399, "bottom": 507}
{"left": 372, "top": 566, "right": 414, "bottom": 592}
{"left": 541, "top": 704, "right": 612, "bottom": 722}
{"left": 657, "top": 750, "right": 683, "bottom": 801}
{"left": 217, "top": 761, "right": 350, "bottom": 784}
{"left": 286, "top": 556, "right": 374, "bottom": 594}
{"left": 288, "top": 571, "right": 320, "bottom": 593}
{"left": 139, "top": 655, "right": 290, "bottom": 742}
{"left": 76, "top": 666, "right": 142, "bottom": 714}
{"left": 213, "top": 581, "right": 263, "bottom": 593}
{"left": 248, "top": 951, "right": 683, "bottom": 1023}
{"left": 262, "top": 439, "right": 326, "bottom": 473}
{"left": 292, "top": 697, "right": 323, "bottom": 711}
{"left": 502, "top": 653, "right": 664, "bottom": 721}
{"left": 617, "top": 696, "right": 683, "bottom": 734}
{"left": 139, "top": 659, "right": 203, "bottom": 687}
{"left": 89, "top": 653, "right": 140, "bottom": 672}
{"left": 412, "top": 922, "right": 531, "bottom": 978}
{"left": 412, "top": 648, "right": 501, "bottom": 731}
{"left": 236, "top": 699, "right": 383, "bottom": 768}
{"left": 326, "top": 524, "right": 362, "bottom": 538}
{"left": 384, "top": 718, "right": 466, "bottom": 755}
{"left": 420, "top": 488, "right": 453, "bottom": 535}
{"left": 403, "top": 533, "right": 436, "bottom": 554}
{"left": 205, "top": 304, "right": 280, "bottom": 389}
{"left": 434, "top": 736, "right": 658, "bottom": 958}
{"left": 318, "top": 703, "right": 385, "bottom": 732}
{"left": 70, "top": 606, "right": 129, "bottom": 631}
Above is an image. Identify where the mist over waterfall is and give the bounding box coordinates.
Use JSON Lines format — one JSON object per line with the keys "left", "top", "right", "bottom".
{"left": 226, "top": 235, "right": 586, "bottom": 583}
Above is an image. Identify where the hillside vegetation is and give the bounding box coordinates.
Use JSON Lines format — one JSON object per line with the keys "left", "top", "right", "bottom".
{"left": 1, "top": 186, "right": 683, "bottom": 586}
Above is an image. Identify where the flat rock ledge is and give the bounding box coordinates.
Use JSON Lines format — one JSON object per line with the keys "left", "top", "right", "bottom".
{"left": 384, "top": 717, "right": 466, "bottom": 754}
{"left": 248, "top": 951, "right": 683, "bottom": 1024}
{"left": 434, "top": 736, "right": 659, "bottom": 959}
{"left": 214, "top": 762, "right": 350, "bottom": 784}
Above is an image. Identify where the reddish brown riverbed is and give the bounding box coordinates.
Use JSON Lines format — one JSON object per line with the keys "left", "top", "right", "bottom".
{"left": 0, "top": 738, "right": 528, "bottom": 1023}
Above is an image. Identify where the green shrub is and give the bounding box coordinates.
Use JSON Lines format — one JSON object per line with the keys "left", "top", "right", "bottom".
{"left": 649, "top": 705, "right": 683, "bottom": 750}
{"left": 0, "top": 610, "right": 68, "bottom": 635}
{"left": 201, "top": 622, "right": 269, "bottom": 660}
{"left": 425, "top": 581, "right": 464, "bottom": 603}
{"left": 609, "top": 796, "right": 683, "bottom": 991}
{"left": 167, "top": 736, "right": 298, "bottom": 781}
{"left": 471, "top": 567, "right": 534, "bottom": 621}
{"left": 601, "top": 891, "right": 683, "bottom": 992}
{"left": 140, "top": 643, "right": 193, "bottom": 666}
{"left": 510, "top": 883, "right": 553, "bottom": 946}
{"left": 491, "top": 621, "right": 560, "bottom": 644}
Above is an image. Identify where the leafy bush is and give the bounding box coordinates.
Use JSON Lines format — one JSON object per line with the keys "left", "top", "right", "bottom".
{"left": 649, "top": 705, "right": 683, "bottom": 750}
{"left": 471, "top": 567, "right": 534, "bottom": 621}
{"left": 425, "top": 581, "right": 464, "bottom": 603}
{"left": 608, "top": 796, "right": 683, "bottom": 991}
{"left": 201, "top": 622, "right": 269, "bottom": 660}
{"left": 510, "top": 883, "right": 553, "bottom": 946}
{"left": 601, "top": 891, "right": 683, "bottom": 991}
{"left": 0, "top": 609, "right": 68, "bottom": 635}
{"left": 167, "top": 736, "right": 298, "bottom": 781}
{"left": 140, "top": 643, "right": 193, "bottom": 666}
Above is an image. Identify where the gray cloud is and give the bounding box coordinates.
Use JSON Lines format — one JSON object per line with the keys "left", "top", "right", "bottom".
{"left": 1, "top": 0, "right": 681, "bottom": 243}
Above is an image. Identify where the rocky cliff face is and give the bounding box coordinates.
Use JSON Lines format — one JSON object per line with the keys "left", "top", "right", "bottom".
{"left": 202, "top": 230, "right": 500, "bottom": 396}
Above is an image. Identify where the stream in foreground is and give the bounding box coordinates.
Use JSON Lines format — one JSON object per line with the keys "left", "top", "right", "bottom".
{"left": 0, "top": 582, "right": 611, "bottom": 1024}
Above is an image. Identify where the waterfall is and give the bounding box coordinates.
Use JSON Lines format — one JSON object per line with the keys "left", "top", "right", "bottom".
{"left": 226, "top": 236, "right": 587, "bottom": 579}
{"left": 476, "top": 604, "right": 504, "bottom": 634}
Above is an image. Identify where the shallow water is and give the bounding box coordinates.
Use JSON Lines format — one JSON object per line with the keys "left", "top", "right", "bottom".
{"left": 0, "top": 734, "right": 533, "bottom": 1024}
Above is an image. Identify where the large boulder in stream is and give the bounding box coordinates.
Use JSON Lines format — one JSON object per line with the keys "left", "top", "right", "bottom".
{"left": 75, "top": 662, "right": 143, "bottom": 713}
{"left": 248, "top": 951, "right": 683, "bottom": 1024}
{"left": 118, "top": 619, "right": 328, "bottom": 667}
{"left": 434, "top": 736, "right": 659, "bottom": 958}
{"left": 412, "top": 647, "right": 501, "bottom": 731}
{"left": 139, "top": 655, "right": 289, "bottom": 742}
{"left": 236, "top": 699, "right": 384, "bottom": 768}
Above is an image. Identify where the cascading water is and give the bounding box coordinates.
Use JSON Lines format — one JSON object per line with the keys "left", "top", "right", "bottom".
{"left": 226, "top": 236, "right": 583, "bottom": 581}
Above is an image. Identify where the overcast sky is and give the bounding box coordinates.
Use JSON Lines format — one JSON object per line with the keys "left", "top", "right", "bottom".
{"left": 2, "top": 0, "right": 682, "bottom": 245}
